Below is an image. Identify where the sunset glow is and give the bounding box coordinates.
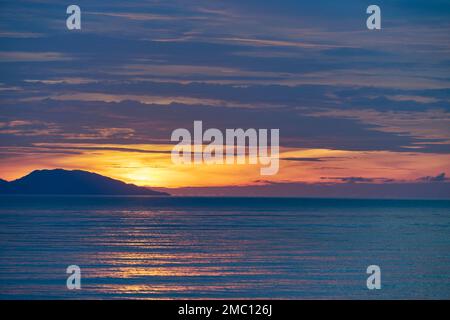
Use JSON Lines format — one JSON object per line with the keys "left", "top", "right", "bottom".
{"left": 1, "top": 143, "right": 449, "bottom": 188}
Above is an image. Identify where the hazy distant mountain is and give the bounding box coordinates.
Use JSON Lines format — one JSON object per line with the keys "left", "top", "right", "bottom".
{"left": 0, "top": 169, "right": 169, "bottom": 196}
{"left": 0, "top": 178, "right": 7, "bottom": 186}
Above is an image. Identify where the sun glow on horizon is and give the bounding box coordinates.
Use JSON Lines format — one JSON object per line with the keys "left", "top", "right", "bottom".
{"left": 1, "top": 143, "right": 449, "bottom": 188}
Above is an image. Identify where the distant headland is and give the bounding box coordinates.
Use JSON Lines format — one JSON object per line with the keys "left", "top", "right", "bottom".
{"left": 0, "top": 169, "right": 169, "bottom": 196}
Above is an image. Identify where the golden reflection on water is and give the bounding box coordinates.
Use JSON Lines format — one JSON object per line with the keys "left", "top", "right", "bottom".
{"left": 85, "top": 251, "right": 280, "bottom": 278}
{"left": 93, "top": 283, "right": 250, "bottom": 296}
{"left": 80, "top": 219, "right": 283, "bottom": 295}
{"left": 90, "top": 278, "right": 334, "bottom": 297}
{"left": 88, "top": 266, "right": 273, "bottom": 278}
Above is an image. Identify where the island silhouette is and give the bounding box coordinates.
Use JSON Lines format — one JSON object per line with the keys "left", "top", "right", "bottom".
{"left": 0, "top": 169, "right": 169, "bottom": 196}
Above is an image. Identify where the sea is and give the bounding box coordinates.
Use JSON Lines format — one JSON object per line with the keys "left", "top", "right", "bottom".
{"left": 0, "top": 196, "right": 449, "bottom": 299}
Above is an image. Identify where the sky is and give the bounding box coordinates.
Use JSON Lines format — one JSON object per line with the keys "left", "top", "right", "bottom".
{"left": 0, "top": 0, "right": 449, "bottom": 197}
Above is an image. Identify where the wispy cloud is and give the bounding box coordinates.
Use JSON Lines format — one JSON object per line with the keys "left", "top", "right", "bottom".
{"left": 0, "top": 51, "right": 72, "bottom": 62}
{"left": 86, "top": 12, "right": 176, "bottom": 21}
{"left": 417, "top": 172, "right": 449, "bottom": 182}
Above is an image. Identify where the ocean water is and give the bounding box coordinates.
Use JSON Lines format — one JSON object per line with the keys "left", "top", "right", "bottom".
{"left": 0, "top": 196, "right": 449, "bottom": 299}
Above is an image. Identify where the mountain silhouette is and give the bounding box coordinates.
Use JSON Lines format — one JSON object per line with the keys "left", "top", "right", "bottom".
{"left": 0, "top": 169, "right": 169, "bottom": 196}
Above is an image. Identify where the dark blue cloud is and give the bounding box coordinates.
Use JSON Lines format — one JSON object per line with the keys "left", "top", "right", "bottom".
{"left": 0, "top": 0, "right": 449, "bottom": 157}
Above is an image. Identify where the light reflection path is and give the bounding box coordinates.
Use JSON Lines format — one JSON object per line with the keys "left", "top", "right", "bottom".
{"left": 0, "top": 196, "right": 449, "bottom": 299}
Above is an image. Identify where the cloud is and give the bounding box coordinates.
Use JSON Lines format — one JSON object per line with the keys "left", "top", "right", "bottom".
{"left": 282, "top": 157, "right": 324, "bottom": 162}
{"left": 24, "top": 78, "right": 98, "bottom": 85}
{"left": 0, "top": 32, "right": 43, "bottom": 38}
{"left": 417, "top": 172, "right": 449, "bottom": 182}
{"left": 164, "top": 180, "right": 450, "bottom": 199}
{"left": 310, "top": 108, "right": 450, "bottom": 153}
{"left": 219, "top": 37, "right": 341, "bottom": 49}
{"left": 321, "top": 177, "right": 395, "bottom": 183}
{"left": 25, "top": 92, "right": 260, "bottom": 109}
{"left": 86, "top": 12, "right": 176, "bottom": 21}
{"left": 0, "top": 51, "right": 72, "bottom": 62}
{"left": 0, "top": 98, "right": 420, "bottom": 152}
